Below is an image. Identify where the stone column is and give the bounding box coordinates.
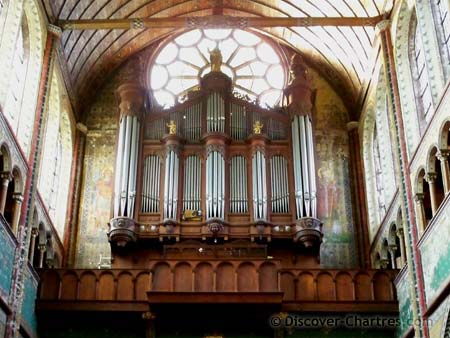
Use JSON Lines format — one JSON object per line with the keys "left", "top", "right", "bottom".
{"left": 0, "top": 172, "right": 12, "bottom": 214}
{"left": 388, "top": 245, "right": 398, "bottom": 269}
{"left": 38, "top": 244, "right": 46, "bottom": 269}
{"left": 397, "top": 228, "right": 406, "bottom": 267}
{"left": 414, "top": 193, "right": 426, "bottom": 233}
{"left": 11, "top": 192, "right": 23, "bottom": 233}
{"left": 425, "top": 172, "right": 438, "bottom": 215}
{"left": 28, "top": 228, "right": 38, "bottom": 262}
{"left": 437, "top": 150, "right": 450, "bottom": 194}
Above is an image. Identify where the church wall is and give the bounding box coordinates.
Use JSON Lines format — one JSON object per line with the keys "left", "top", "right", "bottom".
{"left": 309, "top": 68, "right": 357, "bottom": 268}
{"left": 395, "top": 266, "right": 413, "bottom": 338}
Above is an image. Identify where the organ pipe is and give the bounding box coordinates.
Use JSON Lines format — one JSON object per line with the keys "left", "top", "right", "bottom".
{"left": 206, "top": 148, "right": 225, "bottom": 219}
{"left": 141, "top": 155, "right": 161, "bottom": 213}
{"left": 113, "top": 83, "right": 145, "bottom": 219}
{"left": 291, "top": 115, "right": 316, "bottom": 218}
{"left": 183, "top": 155, "right": 201, "bottom": 211}
{"left": 163, "top": 148, "right": 179, "bottom": 220}
{"left": 207, "top": 92, "right": 225, "bottom": 133}
{"left": 252, "top": 150, "right": 267, "bottom": 221}
{"left": 230, "top": 156, "right": 248, "bottom": 213}
{"left": 270, "top": 155, "right": 290, "bottom": 213}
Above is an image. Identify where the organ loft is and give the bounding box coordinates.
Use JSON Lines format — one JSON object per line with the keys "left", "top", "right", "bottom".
{"left": 109, "top": 49, "right": 324, "bottom": 264}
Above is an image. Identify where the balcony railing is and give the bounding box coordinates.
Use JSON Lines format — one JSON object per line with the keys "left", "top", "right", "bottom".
{"left": 38, "top": 262, "right": 398, "bottom": 313}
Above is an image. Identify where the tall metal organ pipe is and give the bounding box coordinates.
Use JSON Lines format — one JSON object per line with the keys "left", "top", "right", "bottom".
{"left": 291, "top": 115, "right": 317, "bottom": 218}
{"left": 163, "top": 147, "right": 179, "bottom": 220}
{"left": 113, "top": 83, "right": 145, "bottom": 219}
{"left": 206, "top": 148, "right": 225, "bottom": 219}
{"left": 252, "top": 150, "right": 267, "bottom": 221}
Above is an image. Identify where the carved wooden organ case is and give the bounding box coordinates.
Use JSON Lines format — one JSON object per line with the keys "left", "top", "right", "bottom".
{"left": 109, "top": 70, "right": 323, "bottom": 255}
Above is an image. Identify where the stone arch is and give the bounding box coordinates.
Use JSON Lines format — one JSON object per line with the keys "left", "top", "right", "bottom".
{"left": 393, "top": 0, "right": 421, "bottom": 155}
{"left": 438, "top": 120, "right": 450, "bottom": 150}
{"left": 0, "top": 143, "right": 11, "bottom": 171}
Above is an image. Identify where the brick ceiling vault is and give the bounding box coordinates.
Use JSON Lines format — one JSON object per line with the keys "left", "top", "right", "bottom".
{"left": 41, "top": 0, "right": 394, "bottom": 118}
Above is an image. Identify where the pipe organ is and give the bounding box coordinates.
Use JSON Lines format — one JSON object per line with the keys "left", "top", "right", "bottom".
{"left": 109, "top": 59, "right": 322, "bottom": 251}
{"left": 229, "top": 156, "right": 248, "bottom": 213}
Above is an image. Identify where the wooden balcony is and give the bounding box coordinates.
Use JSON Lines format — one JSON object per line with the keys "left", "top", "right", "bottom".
{"left": 37, "top": 262, "right": 398, "bottom": 314}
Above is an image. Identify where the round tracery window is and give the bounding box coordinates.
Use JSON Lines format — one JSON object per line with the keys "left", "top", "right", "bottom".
{"left": 150, "top": 29, "right": 286, "bottom": 109}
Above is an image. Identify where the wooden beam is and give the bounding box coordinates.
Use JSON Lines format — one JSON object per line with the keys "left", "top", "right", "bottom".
{"left": 59, "top": 15, "right": 384, "bottom": 31}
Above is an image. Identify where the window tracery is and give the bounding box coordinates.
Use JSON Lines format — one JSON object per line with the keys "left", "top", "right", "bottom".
{"left": 150, "top": 29, "right": 286, "bottom": 109}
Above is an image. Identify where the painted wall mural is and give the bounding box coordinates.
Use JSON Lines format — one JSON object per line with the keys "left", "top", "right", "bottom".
{"left": 312, "top": 70, "right": 356, "bottom": 268}
{"left": 21, "top": 266, "right": 38, "bottom": 335}
{"left": 420, "top": 202, "right": 450, "bottom": 306}
{"left": 427, "top": 296, "right": 449, "bottom": 338}
{"left": 0, "top": 219, "right": 16, "bottom": 298}
{"left": 395, "top": 270, "right": 413, "bottom": 338}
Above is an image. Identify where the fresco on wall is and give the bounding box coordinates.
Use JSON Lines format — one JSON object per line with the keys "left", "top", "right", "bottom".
{"left": 77, "top": 131, "right": 116, "bottom": 267}
{"left": 0, "top": 221, "right": 15, "bottom": 297}
{"left": 312, "top": 70, "right": 357, "bottom": 268}
{"left": 395, "top": 270, "right": 413, "bottom": 338}
{"left": 21, "top": 266, "right": 38, "bottom": 335}
{"left": 420, "top": 205, "right": 450, "bottom": 305}
{"left": 427, "top": 297, "right": 449, "bottom": 338}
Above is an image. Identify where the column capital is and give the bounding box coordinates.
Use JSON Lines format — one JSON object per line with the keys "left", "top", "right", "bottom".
{"left": 437, "top": 149, "right": 450, "bottom": 161}
{"left": 31, "top": 228, "right": 39, "bottom": 237}
{"left": 414, "top": 193, "right": 424, "bottom": 202}
{"left": 375, "top": 20, "right": 391, "bottom": 36}
{"left": 12, "top": 192, "right": 24, "bottom": 203}
{"left": 346, "top": 121, "right": 359, "bottom": 131}
{"left": 47, "top": 24, "right": 63, "bottom": 39}
{"left": 396, "top": 228, "right": 404, "bottom": 237}
{"left": 38, "top": 244, "right": 47, "bottom": 252}
{"left": 116, "top": 82, "right": 147, "bottom": 119}
{"left": 425, "top": 172, "right": 438, "bottom": 183}
{"left": 388, "top": 244, "right": 398, "bottom": 252}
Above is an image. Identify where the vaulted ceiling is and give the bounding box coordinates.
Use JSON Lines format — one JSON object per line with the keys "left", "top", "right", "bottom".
{"left": 42, "top": 0, "right": 394, "bottom": 117}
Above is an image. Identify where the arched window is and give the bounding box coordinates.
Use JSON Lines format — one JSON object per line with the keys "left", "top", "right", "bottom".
{"left": 149, "top": 29, "right": 286, "bottom": 109}
{"left": 4, "top": 16, "right": 28, "bottom": 130}
{"left": 410, "top": 17, "right": 434, "bottom": 126}
{"left": 373, "top": 125, "right": 386, "bottom": 222}
{"left": 432, "top": 0, "right": 450, "bottom": 80}
{"left": 38, "top": 74, "right": 73, "bottom": 239}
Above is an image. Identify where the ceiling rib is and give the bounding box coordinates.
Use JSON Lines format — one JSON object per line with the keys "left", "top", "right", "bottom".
{"left": 58, "top": 14, "right": 384, "bottom": 31}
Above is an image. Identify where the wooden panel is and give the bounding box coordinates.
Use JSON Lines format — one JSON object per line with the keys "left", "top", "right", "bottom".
{"left": 297, "top": 273, "right": 315, "bottom": 301}
{"left": 335, "top": 272, "right": 353, "bottom": 301}
{"left": 40, "top": 270, "right": 60, "bottom": 300}
{"left": 280, "top": 272, "right": 295, "bottom": 301}
{"left": 153, "top": 263, "right": 171, "bottom": 291}
{"left": 98, "top": 273, "right": 115, "bottom": 300}
{"left": 317, "top": 273, "right": 335, "bottom": 301}
{"left": 174, "top": 263, "right": 192, "bottom": 292}
{"left": 216, "top": 263, "right": 234, "bottom": 292}
{"left": 355, "top": 272, "right": 372, "bottom": 301}
{"left": 135, "top": 272, "right": 150, "bottom": 300}
{"left": 60, "top": 272, "right": 78, "bottom": 300}
{"left": 373, "top": 272, "right": 392, "bottom": 301}
{"left": 117, "top": 273, "right": 134, "bottom": 300}
{"left": 194, "top": 263, "right": 214, "bottom": 292}
{"left": 79, "top": 272, "right": 96, "bottom": 300}
{"left": 237, "top": 263, "right": 257, "bottom": 292}
{"left": 259, "top": 263, "right": 277, "bottom": 292}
